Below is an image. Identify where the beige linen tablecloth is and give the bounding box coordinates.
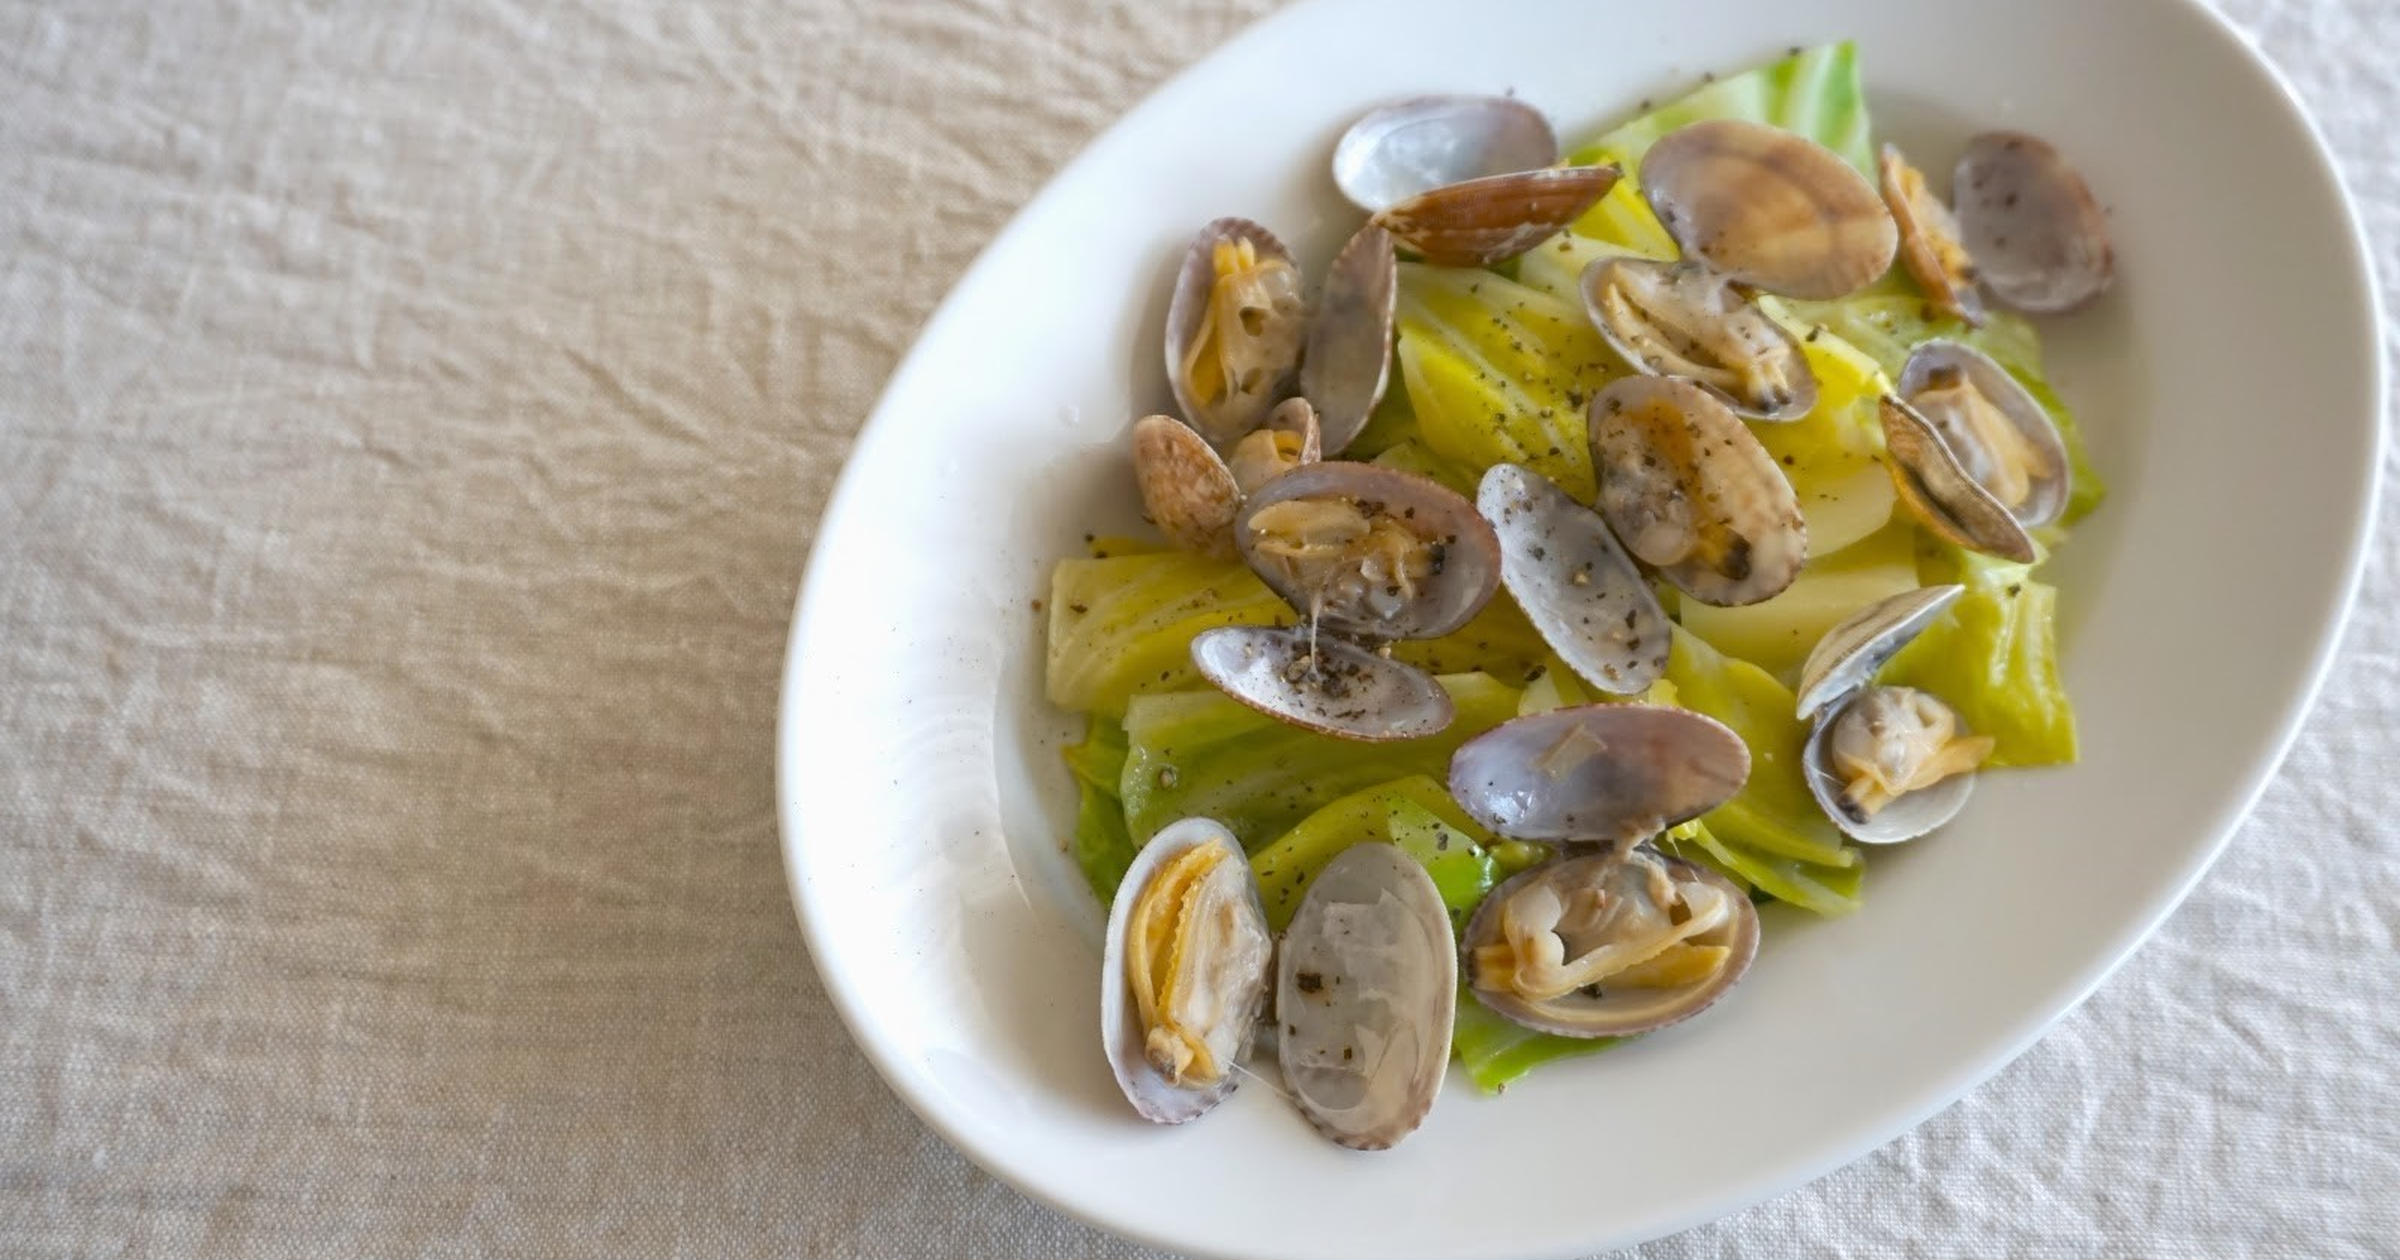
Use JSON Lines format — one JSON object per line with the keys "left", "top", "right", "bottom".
{"left": 3, "top": 1, "right": 2394, "bottom": 1256}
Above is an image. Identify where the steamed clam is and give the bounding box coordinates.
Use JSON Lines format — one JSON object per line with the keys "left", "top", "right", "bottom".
{"left": 1446, "top": 705, "right": 1750, "bottom": 850}
{"left": 1588, "top": 375, "right": 1809, "bottom": 606}
{"left": 1879, "top": 143, "right": 1984, "bottom": 325}
{"left": 1895, "top": 340, "right": 2070, "bottom": 529}
{"left": 1475, "top": 462, "right": 1671, "bottom": 696}
{"left": 1639, "top": 119, "right": 1897, "bottom": 300}
{"left": 1953, "top": 131, "right": 2114, "bottom": 314}
{"left": 1796, "top": 587, "right": 1992, "bottom": 844}
{"left": 1374, "top": 165, "right": 1621, "bottom": 267}
{"left": 1133, "top": 400, "right": 1322, "bottom": 558}
{"left": 1276, "top": 843, "right": 1456, "bottom": 1149}
{"left": 1879, "top": 393, "right": 2036, "bottom": 563}
{"left": 1333, "top": 95, "right": 1560, "bottom": 213}
{"left": 1166, "top": 218, "right": 1309, "bottom": 444}
{"left": 1192, "top": 462, "right": 1501, "bottom": 741}
{"left": 1189, "top": 623, "right": 1456, "bottom": 742}
{"left": 1461, "top": 848, "right": 1759, "bottom": 1038}
{"left": 1100, "top": 819, "right": 1275, "bottom": 1123}
{"left": 1300, "top": 223, "right": 1400, "bottom": 455}
{"left": 1580, "top": 256, "right": 1818, "bottom": 421}
{"left": 1237, "top": 462, "right": 1500, "bottom": 641}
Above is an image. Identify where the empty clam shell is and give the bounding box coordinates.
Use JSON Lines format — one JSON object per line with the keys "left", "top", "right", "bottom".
{"left": 1794, "top": 584, "right": 1966, "bottom": 720}
{"left": 1224, "top": 397, "right": 1324, "bottom": 494}
{"left": 1373, "top": 165, "right": 1620, "bottom": 267}
{"left": 1476, "top": 462, "right": 1670, "bottom": 695}
{"left": 1640, "top": 119, "right": 1897, "bottom": 299}
{"left": 1446, "top": 704, "right": 1750, "bottom": 848}
{"left": 1879, "top": 394, "right": 2037, "bottom": 563}
{"left": 1132, "top": 415, "right": 1242, "bottom": 557}
{"left": 1301, "top": 224, "right": 1399, "bottom": 455}
{"left": 1879, "top": 143, "right": 1984, "bottom": 326}
{"left": 1580, "top": 256, "right": 1818, "bottom": 421}
{"left": 1166, "top": 218, "right": 1309, "bottom": 444}
{"left": 1277, "top": 842, "right": 1456, "bottom": 1150}
{"left": 1953, "top": 131, "right": 2113, "bottom": 314}
{"left": 1101, "top": 818, "right": 1274, "bottom": 1123}
{"left": 1896, "top": 340, "right": 2069, "bottom": 528}
{"left": 1236, "top": 461, "right": 1501, "bottom": 641}
{"left": 1461, "top": 847, "right": 1759, "bottom": 1038}
{"left": 1190, "top": 625, "right": 1455, "bottom": 742}
{"left": 1803, "top": 685, "right": 1989, "bottom": 844}
{"left": 1333, "top": 94, "right": 1560, "bottom": 214}
{"left": 1589, "top": 375, "right": 1809, "bottom": 607}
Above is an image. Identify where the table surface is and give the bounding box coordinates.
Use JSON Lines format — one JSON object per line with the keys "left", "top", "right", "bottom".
{"left": 3, "top": 1, "right": 2395, "bottom": 1256}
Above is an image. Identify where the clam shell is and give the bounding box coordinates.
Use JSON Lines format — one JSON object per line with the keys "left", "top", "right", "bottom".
{"left": 1333, "top": 94, "right": 1559, "bottom": 214}
{"left": 1373, "top": 165, "right": 1619, "bottom": 267}
{"left": 1640, "top": 119, "right": 1897, "bottom": 300}
{"left": 1879, "top": 394, "right": 2038, "bottom": 563}
{"left": 1953, "top": 131, "right": 2113, "bottom": 314}
{"left": 1165, "top": 217, "right": 1308, "bottom": 445}
{"left": 1589, "top": 375, "right": 1809, "bottom": 607}
{"left": 1300, "top": 223, "right": 1399, "bottom": 455}
{"left": 1476, "top": 462, "right": 1670, "bottom": 695}
{"left": 1277, "top": 842, "right": 1456, "bottom": 1150}
{"left": 1460, "top": 849, "right": 1759, "bottom": 1038}
{"left": 1794, "top": 584, "right": 1966, "bottom": 720}
{"left": 1099, "top": 819, "right": 1273, "bottom": 1123}
{"left": 1446, "top": 704, "right": 1749, "bottom": 847}
{"left": 1190, "top": 625, "right": 1455, "bottom": 742}
{"left": 1802, "top": 686, "right": 1977, "bottom": 844}
{"left": 1580, "top": 256, "right": 1818, "bottom": 421}
{"left": 1896, "top": 339, "right": 2070, "bottom": 528}
{"left": 1132, "top": 414, "right": 1241, "bottom": 556}
{"left": 1236, "top": 461, "right": 1501, "bottom": 641}
{"left": 1879, "top": 143, "right": 1985, "bottom": 326}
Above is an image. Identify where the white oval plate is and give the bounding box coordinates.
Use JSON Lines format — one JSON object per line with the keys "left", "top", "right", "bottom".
{"left": 779, "top": 1, "right": 2379, "bottom": 1256}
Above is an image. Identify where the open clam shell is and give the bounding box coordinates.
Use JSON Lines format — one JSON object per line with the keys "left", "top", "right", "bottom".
{"left": 1100, "top": 819, "right": 1274, "bottom": 1123}
{"left": 1580, "top": 256, "right": 1818, "bottom": 421}
{"left": 1879, "top": 394, "right": 2038, "bottom": 563}
{"left": 1794, "top": 584, "right": 1965, "bottom": 720}
{"left": 1190, "top": 625, "right": 1455, "bottom": 742}
{"left": 1476, "top": 462, "right": 1670, "bottom": 695}
{"left": 1277, "top": 842, "right": 1456, "bottom": 1150}
{"left": 1461, "top": 848, "right": 1759, "bottom": 1038}
{"left": 1301, "top": 224, "right": 1399, "bottom": 456}
{"left": 1446, "top": 704, "right": 1750, "bottom": 848}
{"left": 1236, "top": 461, "right": 1501, "bottom": 641}
{"left": 1166, "top": 218, "right": 1309, "bottom": 445}
{"left": 1803, "top": 686, "right": 1984, "bottom": 844}
{"left": 1896, "top": 340, "right": 2070, "bottom": 529}
{"left": 1373, "top": 165, "right": 1619, "bottom": 267}
{"left": 1640, "top": 119, "right": 1897, "bottom": 300}
{"left": 1589, "top": 375, "right": 1809, "bottom": 606}
{"left": 1333, "top": 94, "right": 1559, "bottom": 214}
{"left": 1953, "top": 131, "right": 2114, "bottom": 314}
{"left": 1879, "top": 143, "right": 1985, "bottom": 326}
{"left": 1132, "top": 415, "right": 1243, "bottom": 557}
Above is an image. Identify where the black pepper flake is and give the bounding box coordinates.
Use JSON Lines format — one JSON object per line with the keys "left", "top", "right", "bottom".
{"left": 1068, "top": 602, "right": 1089, "bottom": 614}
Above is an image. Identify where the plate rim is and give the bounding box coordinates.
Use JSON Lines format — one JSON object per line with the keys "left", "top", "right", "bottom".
{"left": 775, "top": 0, "right": 2384, "bottom": 1253}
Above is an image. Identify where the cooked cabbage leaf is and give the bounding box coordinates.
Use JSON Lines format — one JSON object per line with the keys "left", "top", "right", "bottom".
{"left": 1395, "top": 265, "right": 1621, "bottom": 501}
{"left": 1063, "top": 715, "right": 1136, "bottom": 898}
{"left": 1453, "top": 984, "right": 1618, "bottom": 1094}
{"left": 1248, "top": 776, "right": 1497, "bottom": 930}
{"left": 1569, "top": 42, "right": 1875, "bottom": 177}
{"left": 1884, "top": 547, "right": 2077, "bottom": 766}
{"left": 1664, "top": 626, "right": 1858, "bottom": 871}
{"left": 1046, "top": 552, "right": 1289, "bottom": 714}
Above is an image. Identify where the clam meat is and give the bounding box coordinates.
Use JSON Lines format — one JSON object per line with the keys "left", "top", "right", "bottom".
{"left": 1879, "top": 143, "right": 1984, "bottom": 325}
{"left": 1237, "top": 462, "right": 1500, "bottom": 641}
{"left": 1895, "top": 340, "right": 2069, "bottom": 529}
{"left": 1581, "top": 255, "right": 1818, "bottom": 421}
{"left": 1804, "top": 685, "right": 1990, "bottom": 844}
{"left": 1166, "top": 218, "right": 1309, "bottom": 444}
